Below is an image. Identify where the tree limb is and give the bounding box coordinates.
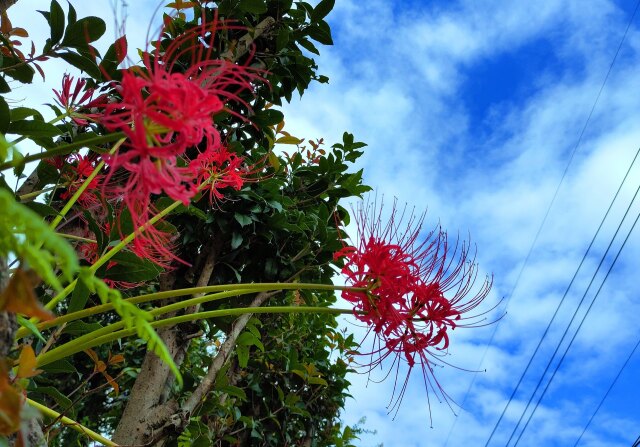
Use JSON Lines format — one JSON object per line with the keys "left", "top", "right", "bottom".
{"left": 0, "top": 0, "right": 18, "bottom": 15}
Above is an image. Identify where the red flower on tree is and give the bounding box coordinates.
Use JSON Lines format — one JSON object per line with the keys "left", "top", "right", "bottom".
{"left": 97, "top": 14, "right": 264, "bottom": 265}
{"left": 334, "top": 199, "right": 494, "bottom": 419}
{"left": 53, "top": 73, "right": 102, "bottom": 126}
{"left": 59, "top": 154, "right": 103, "bottom": 210}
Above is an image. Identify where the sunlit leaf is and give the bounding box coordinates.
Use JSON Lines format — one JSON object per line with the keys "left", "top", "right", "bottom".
{"left": 0, "top": 361, "right": 21, "bottom": 436}
{"left": 16, "top": 345, "right": 41, "bottom": 379}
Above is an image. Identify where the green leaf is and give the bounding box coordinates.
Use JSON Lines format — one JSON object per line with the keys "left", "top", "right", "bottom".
{"left": 7, "top": 120, "right": 62, "bottom": 138}
{"left": 0, "top": 97, "right": 9, "bottom": 134}
{"left": 68, "top": 275, "right": 91, "bottom": 313}
{"left": 218, "top": 385, "right": 247, "bottom": 401}
{"left": 101, "top": 251, "right": 163, "bottom": 282}
{"left": 4, "top": 60, "right": 34, "bottom": 84}
{"left": 10, "top": 107, "right": 44, "bottom": 122}
{"left": 62, "top": 321, "right": 103, "bottom": 335}
{"left": 307, "top": 22, "right": 333, "bottom": 45}
{"left": 16, "top": 315, "right": 47, "bottom": 343}
{"left": 234, "top": 213, "right": 252, "bottom": 227}
{"left": 231, "top": 232, "right": 243, "bottom": 249}
{"left": 251, "top": 109, "right": 284, "bottom": 127}
{"left": 0, "top": 76, "right": 10, "bottom": 93}
{"left": 67, "top": 2, "right": 77, "bottom": 25}
{"left": 268, "top": 151, "right": 281, "bottom": 171}
{"left": 297, "top": 38, "right": 319, "bottom": 55}
{"left": 0, "top": 188, "right": 78, "bottom": 290}
{"left": 307, "top": 376, "right": 328, "bottom": 386}
{"left": 35, "top": 160, "right": 60, "bottom": 187}
{"left": 237, "top": 332, "right": 264, "bottom": 351}
{"left": 192, "top": 436, "right": 213, "bottom": 447}
{"left": 57, "top": 51, "right": 101, "bottom": 79}
{"left": 10, "top": 148, "right": 24, "bottom": 177}
{"left": 99, "top": 35, "right": 127, "bottom": 80}
{"left": 49, "top": 0, "right": 65, "bottom": 45}
{"left": 32, "top": 386, "right": 75, "bottom": 418}
{"left": 284, "top": 393, "right": 300, "bottom": 406}
{"left": 40, "top": 359, "right": 77, "bottom": 374}
{"left": 311, "top": 0, "right": 335, "bottom": 21}
{"left": 23, "top": 202, "right": 57, "bottom": 218}
{"left": 61, "top": 16, "right": 106, "bottom": 48}
{"left": 276, "top": 27, "right": 289, "bottom": 51}
{"left": 238, "top": 0, "right": 267, "bottom": 14}
{"left": 237, "top": 344, "right": 249, "bottom": 368}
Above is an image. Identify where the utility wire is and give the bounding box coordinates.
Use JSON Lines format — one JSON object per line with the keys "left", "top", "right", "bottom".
{"left": 505, "top": 179, "right": 640, "bottom": 445}
{"left": 513, "top": 207, "right": 640, "bottom": 446}
{"left": 573, "top": 335, "right": 640, "bottom": 447}
{"left": 473, "top": 2, "right": 640, "bottom": 444}
{"left": 483, "top": 147, "right": 640, "bottom": 446}
{"left": 632, "top": 434, "right": 640, "bottom": 447}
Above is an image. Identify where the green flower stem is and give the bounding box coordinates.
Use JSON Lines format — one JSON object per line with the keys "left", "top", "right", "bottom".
{"left": 19, "top": 283, "right": 365, "bottom": 338}
{"left": 57, "top": 233, "right": 97, "bottom": 244}
{"left": 18, "top": 184, "right": 64, "bottom": 201}
{"left": 0, "top": 132, "right": 127, "bottom": 172}
{"left": 49, "top": 138, "right": 126, "bottom": 231}
{"left": 26, "top": 398, "right": 118, "bottom": 447}
{"left": 44, "top": 199, "right": 183, "bottom": 311}
{"left": 38, "top": 289, "right": 255, "bottom": 362}
{"left": 37, "top": 306, "right": 352, "bottom": 367}
{"left": 43, "top": 171, "right": 214, "bottom": 311}
{"left": 44, "top": 280, "right": 77, "bottom": 311}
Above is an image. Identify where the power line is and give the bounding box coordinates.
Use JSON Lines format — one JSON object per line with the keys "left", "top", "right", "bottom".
{"left": 472, "top": 1, "right": 640, "bottom": 444}
{"left": 513, "top": 207, "right": 640, "bottom": 446}
{"left": 482, "top": 147, "right": 640, "bottom": 447}
{"left": 503, "top": 171, "right": 640, "bottom": 446}
{"left": 632, "top": 434, "right": 640, "bottom": 447}
{"left": 573, "top": 336, "right": 640, "bottom": 447}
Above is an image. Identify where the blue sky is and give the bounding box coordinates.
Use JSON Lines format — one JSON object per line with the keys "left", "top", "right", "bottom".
{"left": 7, "top": 1, "right": 640, "bottom": 446}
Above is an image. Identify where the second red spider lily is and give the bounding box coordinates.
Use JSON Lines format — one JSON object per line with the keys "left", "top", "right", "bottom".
{"left": 334, "top": 199, "right": 494, "bottom": 418}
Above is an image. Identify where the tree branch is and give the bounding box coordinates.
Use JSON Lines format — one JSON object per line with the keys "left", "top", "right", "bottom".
{"left": 0, "top": 0, "right": 18, "bottom": 15}
{"left": 112, "top": 242, "right": 218, "bottom": 446}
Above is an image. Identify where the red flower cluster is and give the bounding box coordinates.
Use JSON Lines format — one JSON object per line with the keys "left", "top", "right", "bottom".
{"left": 59, "top": 154, "right": 102, "bottom": 209}
{"left": 53, "top": 73, "right": 103, "bottom": 126}
{"left": 95, "top": 16, "right": 263, "bottom": 264}
{"left": 334, "top": 200, "right": 493, "bottom": 417}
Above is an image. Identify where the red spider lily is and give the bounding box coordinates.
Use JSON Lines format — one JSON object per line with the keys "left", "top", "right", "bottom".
{"left": 59, "top": 154, "right": 103, "bottom": 210}
{"left": 97, "top": 13, "right": 263, "bottom": 265}
{"left": 54, "top": 74, "right": 94, "bottom": 110}
{"left": 334, "top": 199, "right": 494, "bottom": 419}
{"left": 191, "top": 145, "right": 248, "bottom": 202}
{"left": 53, "top": 74, "right": 101, "bottom": 125}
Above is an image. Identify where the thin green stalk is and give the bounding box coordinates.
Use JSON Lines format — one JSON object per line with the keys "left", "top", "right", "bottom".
{"left": 19, "top": 283, "right": 365, "bottom": 338}
{"left": 57, "top": 234, "right": 97, "bottom": 244}
{"left": 44, "top": 199, "right": 183, "bottom": 311}
{"left": 49, "top": 138, "right": 125, "bottom": 230}
{"left": 43, "top": 168, "right": 216, "bottom": 311}
{"left": 18, "top": 184, "right": 64, "bottom": 201}
{"left": 37, "top": 289, "right": 256, "bottom": 362}
{"left": 37, "top": 306, "right": 352, "bottom": 367}
{"left": 0, "top": 132, "right": 126, "bottom": 172}
{"left": 26, "top": 398, "right": 118, "bottom": 447}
